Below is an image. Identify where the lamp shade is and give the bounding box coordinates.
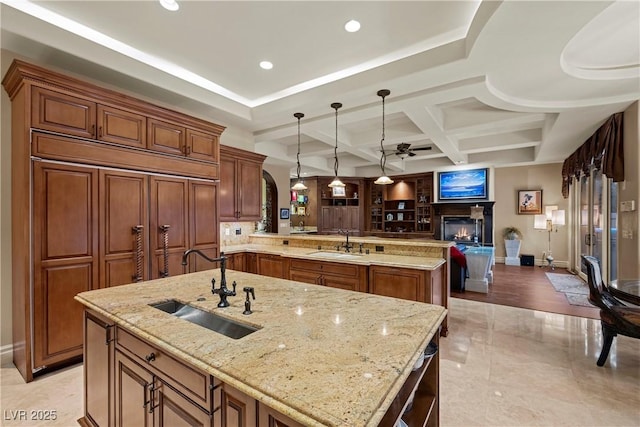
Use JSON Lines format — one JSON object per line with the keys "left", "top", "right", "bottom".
{"left": 470, "top": 205, "right": 484, "bottom": 220}
{"left": 534, "top": 214, "right": 548, "bottom": 230}
{"left": 552, "top": 209, "right": 565, "bottom": 226}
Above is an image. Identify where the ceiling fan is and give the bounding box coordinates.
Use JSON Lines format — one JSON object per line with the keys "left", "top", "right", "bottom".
{"left": 383, "top": 143, "right": 432, "bottom": 158}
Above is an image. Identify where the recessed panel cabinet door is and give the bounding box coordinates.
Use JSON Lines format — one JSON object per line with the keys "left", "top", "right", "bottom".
{"left": 97, "top": 105, "right": 146, "bottom": 149}
{"left": 114, "top": 351, "right": 153, "bottom": 427}
{"left": 237, "top": 160, "right": 262, "bottom": 220}
{"left": 33, "top": 162, "right": 98, "bottom": 368}
{"left": 31, "top": 86, "right": 96, "bottom": 139}
{"left": 150, "top": 176, "right": 189, "bottom": 279}
{"left": 100, "top": 170, "right": 149, "bottom": 287}
{"left": 219, "top": 157, "right": 237, "bottom": 220}
{"left": 148, "top": 118, "right": 185, "bottom": 156}
{"left": 189, "top": 181, "right": 219, "bottom": 272}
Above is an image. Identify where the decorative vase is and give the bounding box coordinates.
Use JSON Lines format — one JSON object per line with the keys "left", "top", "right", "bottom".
{"left": 504, "top": 239, "right": 521, "bottom": 266}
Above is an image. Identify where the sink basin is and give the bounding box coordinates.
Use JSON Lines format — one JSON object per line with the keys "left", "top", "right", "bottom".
{"left": 150, "top": 300, "right": 259, "bottom": 339}
{"left": 306, "top": 251, "right": 362, "bottom": 259}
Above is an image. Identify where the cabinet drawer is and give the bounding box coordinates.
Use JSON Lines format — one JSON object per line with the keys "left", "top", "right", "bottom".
{"left": 116, "top": 327, "right": 212, "bottom": 411}
{"left": 290, "top": 259, "right": 361, "bottom": 277}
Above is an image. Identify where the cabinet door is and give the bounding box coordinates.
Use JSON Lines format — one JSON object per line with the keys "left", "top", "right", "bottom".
{"left": 189, "top": 180, "right": 219, "bottom": 272}
{"left": 219, "top": 157, "right": 237, "bottom": 221}
{"left": 84, "top": 311, "right": 114, "bottom": 427}
{"left": 257, "top": 254, "right": 287, "bottom": 279}
{"left": 258, "top": 402, "right": 304, "bottom": 427}
{"left": 369, "top": 266, "right": 426, "bottom": 302}
{"left": 322, "top": 274, "right": 361, "bottom": 292}
{"left": 31, "top": 86, "right": 96, "bottom": 139}
{"left": 226, "top": 253, "right": 246, "bottom": 272}
{"left": 150, "top": 176, "right": 189, "bottom": 279}
{"left": 187, "top": 128, "right": 219, "bottom": 163}
{"left": 346, "top": 206, "right": 361, "bottom": 233}
{"left": 148, "top": 118, "right": 186, "bottom": 156}
{"left": 33, "top": 162, "right": 98, "bottom": 368}
{"left": 97, "top": 105, "right": 146, "bottom": 149}
{"left": 237, "top": 160, "right": 262, "bottom": 220}
{"left": 245, "top": 253, "right": 257, "bottom": 274}
{"left": 100, "top": 170, "right": 149, "bottom": 287}
{"left": 114, "top": 351, "right": 154, "bottom": 427}
{"left": 320, "top": 206, "right": 334, "bottom": 233}
{"left": 289, "top": 269, "right": 322, "bottom": 285}
{"left": 222, "top": 384, "right": 257, "bottom": 427}
{"left": 155, "top": 381, "right": 213, "bottom": 427}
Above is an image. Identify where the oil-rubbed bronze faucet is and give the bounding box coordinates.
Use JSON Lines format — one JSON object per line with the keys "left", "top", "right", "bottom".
{"left": 338, "top": 229, "right": 354, "bottom": 253}
{"left": 181, "top": 250, "right": 236, "bottom": 307}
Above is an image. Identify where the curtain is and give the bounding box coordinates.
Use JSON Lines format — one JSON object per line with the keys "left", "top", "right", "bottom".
{"left": 561, "top": 113, "right": 624, "bottom": 198}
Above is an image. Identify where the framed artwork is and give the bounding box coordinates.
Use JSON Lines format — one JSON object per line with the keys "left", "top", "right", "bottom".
{"left": 297, "top": 207, "right": 305, "bottom": 216}
{"left": 280, "top": 208, "right": 290, "bottom": 220}
{"left": 332, "top": 186, "right": 346, "bottom": 197}
{"left": 517, "top": 190, "right": 543, "bottom": 214}
{"left": 398, "top": 202, "right": 405, "bottom": 210}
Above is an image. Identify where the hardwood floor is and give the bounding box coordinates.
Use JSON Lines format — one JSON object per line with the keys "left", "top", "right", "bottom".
{"left": 451, "top": 263, "right": 600, "bottom": 320}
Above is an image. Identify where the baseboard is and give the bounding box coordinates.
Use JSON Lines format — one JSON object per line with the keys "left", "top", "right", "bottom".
{"left": 1, "top": 343, "right": 13, "bottom": 367}
{"left": 495, "top": 256, "right": 567, "bottom": 268}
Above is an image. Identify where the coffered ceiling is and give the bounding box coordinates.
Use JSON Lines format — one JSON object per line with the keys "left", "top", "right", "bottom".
{"left": 1, "top": 1, "right": 638, "bottom": 178}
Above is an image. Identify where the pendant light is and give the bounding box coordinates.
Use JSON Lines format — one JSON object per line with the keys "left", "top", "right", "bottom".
{"left": 374, "top": 89, "right": 394, "bottom": 185}
{"left": 328, "top": 102, "right": 345, "bottom": 188}
{"left": 291, "top": 112, "right": 308, "bottom": 191}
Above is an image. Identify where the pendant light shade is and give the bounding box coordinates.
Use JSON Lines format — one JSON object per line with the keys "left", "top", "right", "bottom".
{"left": 374, "top": 89, "right": 394, "bottom": 185}
{"left": 291, "top": 112, "right": 307, "bottom": 191}
{"left": 328, "top": 102, "right": 345, "bottom": 188}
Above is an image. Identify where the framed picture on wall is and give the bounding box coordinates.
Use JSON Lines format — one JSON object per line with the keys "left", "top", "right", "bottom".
{"left": 517, "top": 190, "right": 543, "bottom": 214}
{"left": 280, "top": 208, "right": 290, "bottom": 220}
{"left": 332, "top": 186, "right": 346, "bottom": 197}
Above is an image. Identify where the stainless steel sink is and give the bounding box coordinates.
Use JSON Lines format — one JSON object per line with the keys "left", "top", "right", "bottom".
{"left": 150, "top": 300, "right": 259, "bottom": 339}
{"left": 306, "top": 251, "right": 362, "bottom": 259}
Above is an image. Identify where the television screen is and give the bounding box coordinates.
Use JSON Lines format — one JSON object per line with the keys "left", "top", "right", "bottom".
{"left": 438, "top": 168, "right": 488, "bottom": 200}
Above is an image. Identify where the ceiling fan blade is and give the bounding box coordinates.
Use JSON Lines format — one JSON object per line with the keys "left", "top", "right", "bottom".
{"left": 397, "top": 143, "right": 411, "bottom": 151}
{"left": 411, "top": 146, "right": 432, "bottom": 151}
{"left": 409, "top": 151, "right": 417, "bottom": 157}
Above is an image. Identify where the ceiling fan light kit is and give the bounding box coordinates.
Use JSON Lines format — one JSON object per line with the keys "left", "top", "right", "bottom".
{"left": 374, "top": 89, "right": 394, "bottom": 186}
{"left": 328, "top": 102, "right": 346, "bottom": 188}
{"left": 291, "top": 112, "right": 307, "bottom": 191}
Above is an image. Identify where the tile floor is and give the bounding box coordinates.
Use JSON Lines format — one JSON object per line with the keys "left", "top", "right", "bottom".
{"left": 1, "top": 298, "right": 639, "bottom": 426}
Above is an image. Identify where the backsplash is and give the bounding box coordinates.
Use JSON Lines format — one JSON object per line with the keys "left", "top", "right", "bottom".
{"left": 220, "top": 222, "right": 255, "bottom": 246}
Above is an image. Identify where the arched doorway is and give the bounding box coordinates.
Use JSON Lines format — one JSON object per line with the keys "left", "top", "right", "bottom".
{"left": 262, "top": 170, "right": 278, "bottom": 233}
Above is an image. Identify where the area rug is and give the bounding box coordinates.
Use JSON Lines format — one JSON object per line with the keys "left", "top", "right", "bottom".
{"left": 545, "top": 272, "right": 594, "bottom": 307}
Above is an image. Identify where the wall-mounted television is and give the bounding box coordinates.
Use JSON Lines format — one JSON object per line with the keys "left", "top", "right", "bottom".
{"left": 438, "top": 168, "right": 488, "bottom": 200}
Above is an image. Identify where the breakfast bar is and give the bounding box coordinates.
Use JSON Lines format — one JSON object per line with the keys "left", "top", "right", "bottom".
{"left": 76, "top": 268, "right": 446, "bottom": 427}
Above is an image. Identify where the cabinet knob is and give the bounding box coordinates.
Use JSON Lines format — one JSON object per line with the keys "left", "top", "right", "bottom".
{"left": 145, "top": 352, "right": 156, "bottom": 362}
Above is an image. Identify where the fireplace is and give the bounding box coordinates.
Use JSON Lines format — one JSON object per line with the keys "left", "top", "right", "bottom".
{"left": 432, "top": 201, "right": 495, "bottom": 246}
{"left": 442, "top": 216, "right": 482, "bottom": 244}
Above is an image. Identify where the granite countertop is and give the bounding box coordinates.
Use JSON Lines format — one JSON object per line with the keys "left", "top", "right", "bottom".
{"left": 76, "top": 270, "right": 446, "bottom": 426}
{"left": 221, "top": 244, "right": 446, "bottom": 270}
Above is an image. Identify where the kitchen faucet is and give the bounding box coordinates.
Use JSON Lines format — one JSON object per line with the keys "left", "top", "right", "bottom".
{"left": 337, "top": 229, "right": 354, "bottom": 253}
{"left": 181, "top": 249, "right": 236, "bottom": 307}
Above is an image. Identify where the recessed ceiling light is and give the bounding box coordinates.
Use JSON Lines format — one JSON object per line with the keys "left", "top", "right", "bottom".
{"left": 159, "top": 0, "right": 179, "bottom": 11}
{"left": 344, "top": 19, "right": 361, "bottom": 33}
{"left": 259, "top": 61, "right": 273, "bottom": 70}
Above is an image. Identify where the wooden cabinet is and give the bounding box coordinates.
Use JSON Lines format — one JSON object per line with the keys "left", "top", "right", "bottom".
{"left": 258, "top": 402, "right": 304, "bottom": 427}
{"left": 317, "top": 178, "right": 362, "bottom": 235}
{"left": 219, "top": 146, "right": 265, "bottom": 221}
{"left": 225, "top": 253, "right": 246, "bottom": 272}
{"left": 222, "top": 384, "right": 257, "bottom": 427}
{"left": 369, "top": 265, "right": 427, "bottom": 301}
{"left": 33, "top": 162, "right": 99, "bottom": 368}
{"left": 365, "top": 173, "right": 434, "bottom": 238}
{"left": 84, "top": 311, "right": 114, "bottom": 427}
{"left": 3, "top": 59, "right": 225, "bottom": 381}
{"left": 245, "top": 253, "right": 257, "bottom": 274}
{"left": 256, "top": 254, "right": 288, "bottom": 279}
{"left": 288, "top": 259, "right": 367, "bottom": 292}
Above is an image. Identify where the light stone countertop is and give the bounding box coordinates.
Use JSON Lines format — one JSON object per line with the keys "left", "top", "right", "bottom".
{"left": 221, "top": 244, "right": 447, "bottom": 270}
{"left": 76, "top": 270, "right": 446, "bottom": 426}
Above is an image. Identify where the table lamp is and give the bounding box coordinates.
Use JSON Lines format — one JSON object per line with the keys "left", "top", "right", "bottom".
{"left": 534, "top": 205, "right": 565, "bottom": 269}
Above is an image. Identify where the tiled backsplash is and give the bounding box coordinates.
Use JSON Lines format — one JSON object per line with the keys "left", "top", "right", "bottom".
{"left": 220, "top": 222, "right": 255, "bottom": 246}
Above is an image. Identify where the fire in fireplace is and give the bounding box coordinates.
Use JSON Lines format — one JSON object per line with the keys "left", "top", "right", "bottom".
{"left": 442, "top": 216, "right": 481, "bottom": 244}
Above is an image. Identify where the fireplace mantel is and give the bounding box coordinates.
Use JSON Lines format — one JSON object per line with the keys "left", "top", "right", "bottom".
{"left": 432, "top": 201, "right": 495, "bottom": 245}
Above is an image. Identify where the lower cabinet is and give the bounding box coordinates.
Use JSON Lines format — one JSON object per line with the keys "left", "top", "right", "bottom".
{"left": 225, "top": 253, "right": 246, "bottom": 272}
{"left": 369, "top": 265, "right": 427, "bottom": 301}
{"left": 288, "top": 259, "right": 367, "bottom": 292}
{"left": 256, "top": 254, "right": 289, "bottom": 278}
{"left": 257, "top": 402, "right": 304, "bottom": 427}
{"left": 221, "top": 384, "right": 257, "bottom": 427}
{"left": 245, "top": 253, "right": 257, "bottom": 274}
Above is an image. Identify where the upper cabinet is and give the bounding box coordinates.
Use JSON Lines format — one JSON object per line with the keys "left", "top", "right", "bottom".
{"left": 219, "top": 145, "right": 266, "bottom": 222}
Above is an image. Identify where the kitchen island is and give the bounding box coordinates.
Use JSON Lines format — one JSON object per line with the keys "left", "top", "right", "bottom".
{"left": 76, "top": 269, "right": 446, "bottom": 427}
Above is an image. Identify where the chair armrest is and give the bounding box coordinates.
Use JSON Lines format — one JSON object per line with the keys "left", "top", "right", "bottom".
{"left": 609, "top": 287, "right": 640, "bottom": 307}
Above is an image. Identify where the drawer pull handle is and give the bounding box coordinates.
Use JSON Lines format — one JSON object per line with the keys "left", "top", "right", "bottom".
{"left": 145, "top": 352, "right": 156, "bottom": 362}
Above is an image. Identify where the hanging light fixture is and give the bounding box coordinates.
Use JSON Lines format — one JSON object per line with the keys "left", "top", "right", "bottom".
{"left": 374, "top": 89, "right": 394, "bottom": 185}
{"left": 328, "top": 102, "right": 345, "bottom": 188}
{"left": 291, "top": 112, "right": 308, "bottom": 191}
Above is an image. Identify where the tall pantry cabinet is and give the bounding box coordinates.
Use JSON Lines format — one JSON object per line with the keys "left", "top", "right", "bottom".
{"left": 3, "top": 60, "right": 224, "bottom": 382}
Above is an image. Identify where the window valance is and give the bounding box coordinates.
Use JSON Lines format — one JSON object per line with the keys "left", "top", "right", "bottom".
{"left": 562, "top": 113, "right": 624, "bottom": 198}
